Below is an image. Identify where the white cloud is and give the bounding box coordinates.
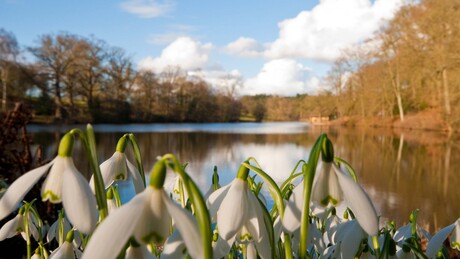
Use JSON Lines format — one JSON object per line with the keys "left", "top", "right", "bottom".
{"left": 243, "top": 59, "right": 313, "bottom": 96}
{"left": 225, "top": 0, "right": 404, "bottom": 61}
{"left": 223, "top": 37, "right": 264, "bottom": 58}
{"left": 120, "top": 0, "right": 174, "bottom": 18}
{"left": 264, "top": 0, "right": 404, "bottom": 61}
{"left": 139, "top": 37, "right": 213, "bottom": 73}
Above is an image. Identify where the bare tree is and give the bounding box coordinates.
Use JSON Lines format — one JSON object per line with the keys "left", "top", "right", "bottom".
{"left": 0, "top": 29, "right": 19, "bottom": 111}
{"left": 29, "top": 33, "right": 82, "bottom": 120}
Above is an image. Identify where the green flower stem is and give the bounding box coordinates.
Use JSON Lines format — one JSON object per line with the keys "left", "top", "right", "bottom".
{"left": 284, "top": 234, "right": 293, "bottom": 259}
{"left": 128, "top": 133, "right": 146, "bottom": 187}
{"left": 279, "top": 160, "right": 307, "bottom": 192}
{"left": 299, "top": 133, "right": 326, "bottom": 259}
{"left": 58, "top": 210, "right": 65, "bottom": 245}
{"left": 162, "top": 154, "right": 213, "bottom": 259}
{"left": 372, "top": 235, "right": 381, "bottom": 258}
{"left": 23, "top": 207, "right": 32, "bottom": 259}
{"left": 242, "top": 162, "right": 285, "bottom": 219}
{"left": 334, "top": 157, "right": 358, "bottom": 182}
{"left": 28, "top": 205, "right": 45, "bottom": 252}
{"left": 70, "top": 127, "right": 108, "bottom": 220}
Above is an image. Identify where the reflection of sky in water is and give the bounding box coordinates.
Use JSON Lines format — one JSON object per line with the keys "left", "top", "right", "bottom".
{"left": 28, "top": 122, "right": 310, "bottom": 134}
{"left": 28, "top": 122, "right": 460, "bottom": 232}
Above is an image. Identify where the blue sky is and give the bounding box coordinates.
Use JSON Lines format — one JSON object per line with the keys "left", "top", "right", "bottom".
{"left": 0, "top": 0, "right": 404, "bottom": 96}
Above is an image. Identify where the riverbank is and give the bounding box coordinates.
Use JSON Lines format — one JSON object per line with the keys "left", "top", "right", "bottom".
{"left": 327, "top": 109, "right": 453, "bottom": 133}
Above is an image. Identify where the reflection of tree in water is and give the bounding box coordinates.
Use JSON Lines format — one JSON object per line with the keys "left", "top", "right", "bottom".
{"left": 323, "top": 127, "right": 460, "bottom": 233}
{"left": 30, "top": 126, "right": 460, "bottom": 232}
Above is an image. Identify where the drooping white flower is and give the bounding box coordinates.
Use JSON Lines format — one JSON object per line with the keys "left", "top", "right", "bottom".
{"left": 321, "top": 219, "right": 368, "bottom": 259}
{"left": 49, "top": 240, "right": 82, "bottom": 259}
{"left": 0, "top": 211, "right": 39, "bottom": 242}
{"left": 90, "top": 151, "right": 144, "bottom": 194}
{"left": 207, "top": 177, "right": 270, "bottom": 258}
{"left": 81, "top": 160, "right": 203, "bottom": 259}
{"left": 125, "top": 245, "right": 156, "bottom": 259}
{"left": 283, "top": 162, "right": 379, "bottom": 237}
{"left": 0, "top": 154, "right": 98, "bottom": 235}
{"left": 426, "top": 218, "right": 460, "bottom": 258}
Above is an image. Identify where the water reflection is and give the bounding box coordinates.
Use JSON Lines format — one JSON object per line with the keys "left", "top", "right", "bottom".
{"left": 28, "top": 123, "right": 459, "bottom": 233}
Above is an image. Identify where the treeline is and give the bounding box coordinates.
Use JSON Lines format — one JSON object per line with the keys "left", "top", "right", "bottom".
{"left": 1, "top": 0, "right": 459, "bottom": 126}
{"left": 0, "top": 31, "right": 240, "bottom": 123}
{"left": 321, "top": 0, "right": 460, "bottom": 129}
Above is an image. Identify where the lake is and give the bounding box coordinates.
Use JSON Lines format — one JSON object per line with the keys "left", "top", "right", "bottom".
{"left": 27, "top": 122, "right": 459, "bottom": 233}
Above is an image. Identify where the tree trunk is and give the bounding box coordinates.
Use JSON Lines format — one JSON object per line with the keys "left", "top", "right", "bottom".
{"left": 442, "top": 67, "right": 451, "bottom": 116}
{"left": 54, "top": 79, "right": 63, "bottom": 120}
{"left": 1, "top": 68, "right": 7, "bottom": 112}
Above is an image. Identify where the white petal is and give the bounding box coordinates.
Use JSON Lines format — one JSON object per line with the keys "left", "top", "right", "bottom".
{"left": 312, "top": 163, "right": 336, "bottom": 206}
{"left": 42, "top": 158, "right": 67, "bottom": 203}
{"left": 206, "top": 183, "right": 232, "bottom": 219}
{"left": 334, "top": 165, "right": 379, "bottom": 236}
{"left": 0, "top": 215, "right": 20, "bottom": 241}
{"left": 426, "top": 222, "right": 456, "bottom": 258}
{"left": 282, "top": 180, "right": 303, "bottom": 233}
{"left": 162, "top": 230, "right": 186, "bottom": 259}
{"left": 89, "top": 152, "right": 126, "bottom": 193}
{"left": 163, "top": 191, "right": 203, "bottom": 259}
{"left": 213, "top": 233, "right": 235, "bottom": 259}
{"left": 338, "top": 220, "right": 366, "bottom": 259}
{"left": 0, "top": 160, "right": 53, "bottom": 220}
{"left": 396, "top": 249, "right": 415, "bottom": 259}
{"left": 49, "top": 241, "right": 74, "bottom": 259}
{"left": 450, "top": 218, "right": 460, "bottom": 250}
{"left": 394, "top": 224, "right": 412, "bottom": 243}
{"left": 47, "top": 219, "right": 58, "bottom": 243}
{"left": 126, "top": 159, "right": 145, "bottom": 193}
{"left": 28, "top": 214, "right": 40, "bottom": 241}
{"left": 247, "top": 242, "right": 257, "bottom": 259}
{"left": 125, "top": 245, "right": 155, "bottom": 259}
{"left": 133, "top": 188, "right": 170, "bottom": 244}
{"left": 246, "top": 190, "right": 265, "bottom": 241}
{"left": 62, "top": 158, "right": 98, "bottom": 234}
{"left": 81, "top": 191, "right": 147, "bottom": 259}
{"left": 218, "top": 179, "right": 248, "bottom": 240}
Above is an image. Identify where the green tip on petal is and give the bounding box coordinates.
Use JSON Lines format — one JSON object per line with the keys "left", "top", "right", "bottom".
{"left": 65, "top": 229, "right": 74, "bottom": 243}
{"left": 107, "top": 187, "right": 114, "bottom": 199}
{"left": 321, "top": 136, "right": 334, "bottom": 162}
{"left": 149, "top": 159, "right": 167, "bottom": 189}
{"left": 116, "top": 135, "right": 129, "bottom": 153}
{"left": 58, "top": 133, "right": 74, "bottom": 157}
{"left": 236, "top": 161, "right": 250, "bottom": 180}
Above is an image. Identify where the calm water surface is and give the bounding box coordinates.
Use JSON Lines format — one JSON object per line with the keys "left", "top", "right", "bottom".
{"left": 27, "top": 122, "right": 460, "bottom": 232}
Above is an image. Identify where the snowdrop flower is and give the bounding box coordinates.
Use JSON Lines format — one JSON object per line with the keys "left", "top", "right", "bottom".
{"left": 50, "top": 229, "right": 82, "bottom": 259}
{"left": 81, "top": 159, "right": 203, "bottom": 259}
{"left": 125, "top": 244, "right": 156, "bottom": 259}
{"left": 283, "top": 162, "right": 379, "bottom": 237}
{"left": 426, "top": 218, "right": 460, "bottom": 258}
{"left": 0, "top": 207, "right": 39, "bottom": 242}
{"left": 207, "top": 164, "right": 270, "bottom": 258}
{"left": 0, "top": 133, "right": 98, "bottom": 234}
{"left": 322, "top": 219, "right": 368, "bottom": 259}
{"left": 89, "top": 136, "right": 144, "bottom": 194}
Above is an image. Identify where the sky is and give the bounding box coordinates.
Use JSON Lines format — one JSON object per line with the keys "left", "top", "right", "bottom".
{"left": 0, "top": 0, "right": 405, "bottom": 96}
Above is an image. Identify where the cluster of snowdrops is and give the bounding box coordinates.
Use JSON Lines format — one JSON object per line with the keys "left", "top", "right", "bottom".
{"left": 0, "top": 125, "right": 459, "bottom": 259}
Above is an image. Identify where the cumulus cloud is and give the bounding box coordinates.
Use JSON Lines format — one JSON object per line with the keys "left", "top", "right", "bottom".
{"left": 243, "top": 59, "right": 313, "bottom": 96}
{"left": 223, "top": 37, "right": 264, "bottom": 58}
{"left": 120, "top": 0, "right": 174, "bottom": 18}
{"left": 139, "top": 37, "right": 213, "bottom": 73}
{"left": 265, "top": 0, "right": 404, "bottom": 61}
{"left": 225, "top": 0, "right": 404, "bottom": 61}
